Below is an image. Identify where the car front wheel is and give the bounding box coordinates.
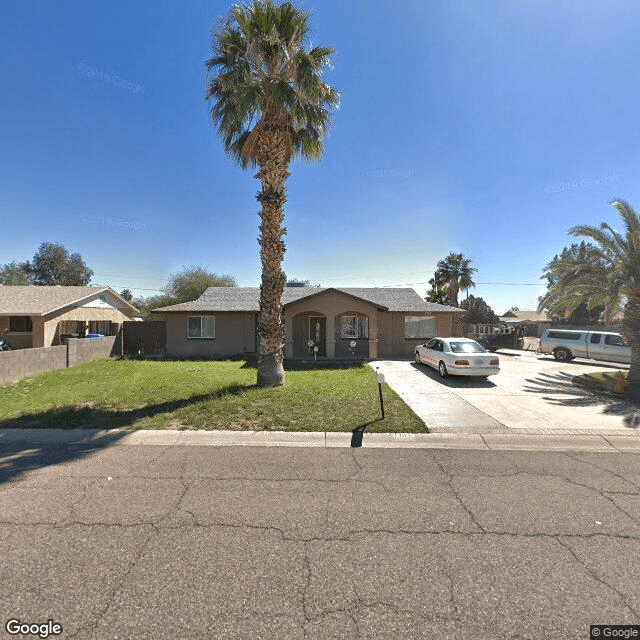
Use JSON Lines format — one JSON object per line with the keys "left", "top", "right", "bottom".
{"left": 438, "top": 361, "right": 448, "bottom": 378}
{"left": 553, "top": 348, "right": 573, "bottom": 362}
{"left": 414, "top": 351, "right": 421, "bottom": 364}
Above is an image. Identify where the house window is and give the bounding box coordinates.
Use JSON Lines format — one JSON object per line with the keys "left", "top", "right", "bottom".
{"left": 88, "top": 321, "right": 112, "bottom": 335}
{"left": 341, "top": 316, "right": 369, "bottom": 339}
{"left": 9, "top": 316, "right": 32, "bottom": 333}
{"left": 404, "top": 316, "right": 436, "bottom": 339}
{"left": 188, "top": 316, "right": 215, "bottom": 339}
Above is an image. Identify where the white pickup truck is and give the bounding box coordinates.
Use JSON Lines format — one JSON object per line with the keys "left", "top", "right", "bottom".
{"left": 538, "top": 329, "right": 631, "bottom": 364}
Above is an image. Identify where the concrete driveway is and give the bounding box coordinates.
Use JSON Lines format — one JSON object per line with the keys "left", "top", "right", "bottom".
{"left": 371, "top": 351, "right": 640, "bottom": 435}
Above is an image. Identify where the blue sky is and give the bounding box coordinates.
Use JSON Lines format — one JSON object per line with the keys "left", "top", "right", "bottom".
{"left": 2, "top": 0, "right": 639, "bottom": 313}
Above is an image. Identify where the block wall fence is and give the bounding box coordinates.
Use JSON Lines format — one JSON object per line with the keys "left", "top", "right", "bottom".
{"left": 0, "top": 336, "right": 117, "bottom": 385}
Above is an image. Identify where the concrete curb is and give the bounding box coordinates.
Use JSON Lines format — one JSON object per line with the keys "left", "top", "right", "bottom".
{"left": 0, "top": 428, "right": 639, "bottom": 452}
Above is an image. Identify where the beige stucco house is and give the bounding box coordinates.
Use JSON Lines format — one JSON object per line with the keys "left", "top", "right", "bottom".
{"left": 154, "top": 287, "right": 465, "bottom": 360}
{"left": 0, "top": 286, "right": 138, "bottom": 349}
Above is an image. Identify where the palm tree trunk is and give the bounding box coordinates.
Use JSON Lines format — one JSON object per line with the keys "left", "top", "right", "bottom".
{"left": 621, "top": 296, "right": 640, "bottom": 403}
{"left": 254, "top": 113, "right": 290, "bottom": 387}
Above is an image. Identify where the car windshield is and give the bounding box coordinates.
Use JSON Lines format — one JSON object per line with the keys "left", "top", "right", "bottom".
{"left": 449, "top": 341, "right": 486, "bottom": 353}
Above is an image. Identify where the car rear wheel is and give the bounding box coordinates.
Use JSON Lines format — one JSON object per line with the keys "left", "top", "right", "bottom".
{"left": 438, "top": 361, "right": 448, "bottom": 378}
{"left": 553, "top": 347, "right": 573, "bottom": 362}
{"left": 414, "top": 351, "right": 422, "bottom": 364}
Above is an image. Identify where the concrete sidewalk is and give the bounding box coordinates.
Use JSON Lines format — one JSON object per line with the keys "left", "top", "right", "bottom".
{"left": 1, "top": 427, "right": 640, "bottom": 452}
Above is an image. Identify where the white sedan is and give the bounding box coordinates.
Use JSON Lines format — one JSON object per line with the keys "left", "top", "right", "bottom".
{"left": 414, "top": 337, "right": 500, "bottom": 378}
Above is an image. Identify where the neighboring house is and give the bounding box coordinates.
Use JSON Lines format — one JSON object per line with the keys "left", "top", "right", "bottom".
{"left": 154, "top": 287, "right": 465, "bottom": 360}
{"left": 465, "top": 323, "right": 498, "bottom": 339}
{"left": 498, "top": 309, "right": 550, "bottom": 337}
{"left": 0, "top": 286, "right": 138, "bottom": 349}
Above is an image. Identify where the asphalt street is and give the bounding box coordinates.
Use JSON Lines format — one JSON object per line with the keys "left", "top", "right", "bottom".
{"left": 1, "top": 442, "right": 640, "bottom": 640}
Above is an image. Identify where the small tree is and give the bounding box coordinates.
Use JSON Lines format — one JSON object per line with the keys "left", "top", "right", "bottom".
{"left": 0, "top": 261, "right": 34, "bottom": 285}
{"left": 164, "top": 266, "right": 237, "bottom": 304}
{"left": 286, "top": 278, "right": 311, "bottom": 287}
{"left": 460, "top": 295, "right": 499, "bottom": 324}
{"left": 119, "top": 289, "right": 134, "bottom": 302}
{"left": 29, "top": 242, "right": 93, "bottom": 286}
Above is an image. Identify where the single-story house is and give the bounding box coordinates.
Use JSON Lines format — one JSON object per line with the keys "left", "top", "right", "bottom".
{"left": 498, "top": 309, "right": 550, "bottom": 337}
{"left": 0, "top": 286, "right": 138, "bottom": 349}
{"left": 154, "top": 287, "right": 466, "bottom": 360}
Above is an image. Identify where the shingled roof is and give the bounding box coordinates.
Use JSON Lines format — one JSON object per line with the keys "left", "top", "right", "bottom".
{"left": 153, "top": 287, "right": 464, "bottom": 314}
{"left": 499, "top": 310, "right": 549, "bottom": 323}
{"left": 0, "top": 285, "right": 138, "bottom": 315}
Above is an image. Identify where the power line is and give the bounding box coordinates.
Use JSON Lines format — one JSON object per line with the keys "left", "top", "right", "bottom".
{"left": 475, "top": 282, "right": 544, "bottom": 286}
{"left": 384, "top": 281, "right": 544, "bottom": 288}
{"left": 92, "top": 273, "right": 167, "bottom": 283}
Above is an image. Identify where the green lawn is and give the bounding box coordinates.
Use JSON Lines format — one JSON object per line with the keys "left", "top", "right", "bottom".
{"left": 0, "top": 358, "right": 427, "bottom": 432}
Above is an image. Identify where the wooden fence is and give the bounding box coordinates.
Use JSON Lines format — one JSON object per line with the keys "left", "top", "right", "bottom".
{"left": 122, "top": 321, "right": 167, "bottom": 356}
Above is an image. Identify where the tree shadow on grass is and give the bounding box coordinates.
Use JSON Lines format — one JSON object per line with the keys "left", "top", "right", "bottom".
{"left": 0, "top": 386, "right": 250, "bottom": 431}
{"left": 523, "top": 371, "right": 640, "bottom": 428}
{"left": 0, "top": 386, "right": 251, "bottom": 484}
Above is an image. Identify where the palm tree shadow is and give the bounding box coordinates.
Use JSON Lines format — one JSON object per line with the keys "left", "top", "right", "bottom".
{"left": 523, "top": 371, "right": 640, "bottom": 428}
{"left": 0, "top": 386, "right": 250, "bottom": 484}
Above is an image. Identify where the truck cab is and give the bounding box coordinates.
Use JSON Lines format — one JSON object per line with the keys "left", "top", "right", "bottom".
{"left": 584, "top": 331, "right": 631, "bottom": 363}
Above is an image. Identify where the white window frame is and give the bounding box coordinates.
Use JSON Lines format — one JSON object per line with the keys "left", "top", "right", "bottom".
{"left": 404, "top": 316, "right": 436, "bottom": 339}
{"left": 187, "top": 315, "right": 215, "bottom": 339}
{"left": 341, "top": 315, "right": 369, "bottom": 339}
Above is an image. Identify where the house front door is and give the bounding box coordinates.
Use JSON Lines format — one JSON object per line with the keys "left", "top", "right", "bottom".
{"left": 308, "top": 316, "right": 326, "bottom": 356}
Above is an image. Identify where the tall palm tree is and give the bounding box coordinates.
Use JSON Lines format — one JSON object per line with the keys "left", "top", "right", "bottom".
{"left": 425, "top": 276, "right": 450, "bottom": 305}
{"left": 539, "top": 200, "right": 640, "bottom": 402}
{"left": 539, "top": 242, "right": 615, "bottom": 324}
{"left": 206, "top": 1, "right": 339, "bottom": 386}
{"left": 433, "top": 253, "right": 476, "bottom": 307}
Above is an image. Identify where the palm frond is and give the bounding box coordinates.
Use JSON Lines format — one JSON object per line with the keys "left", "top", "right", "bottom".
{"left": 206, "top": 0, "right": 339, "bottom": 168}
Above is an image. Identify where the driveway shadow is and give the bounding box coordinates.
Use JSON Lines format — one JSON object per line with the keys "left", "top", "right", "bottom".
{"left": 409, "top": 362, "right": 497, "bottom": 389}
{"left": 523, "top": 371, "right": 640, "bottom": 428}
